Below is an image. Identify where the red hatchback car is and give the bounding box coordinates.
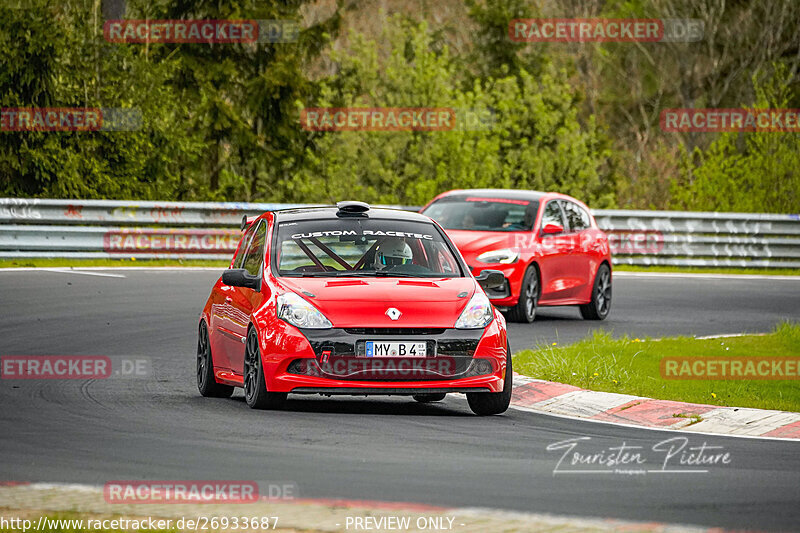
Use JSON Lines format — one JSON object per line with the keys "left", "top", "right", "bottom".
{"left": 197, "top": 201, "right": 512, "bottom": 415}
{"left": 421, "top": 189, "right": 612, "bottom": 323}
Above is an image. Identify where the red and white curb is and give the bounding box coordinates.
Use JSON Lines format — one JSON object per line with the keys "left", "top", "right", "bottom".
{"left": 511, "top": 374, "right": 800, "bottom": 440}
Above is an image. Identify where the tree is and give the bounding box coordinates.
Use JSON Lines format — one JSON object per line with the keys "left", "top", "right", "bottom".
{"left": 0, "top": 0, "right": 206, "bottom": 199}
{"left": 292, "top": 17, "right": 614, "bottom": 208}
{"left": 138, "top": 0, "right": 341, "bottom": 201}
{"left": 670, "top": 65, "right": 800, "bottom": 213}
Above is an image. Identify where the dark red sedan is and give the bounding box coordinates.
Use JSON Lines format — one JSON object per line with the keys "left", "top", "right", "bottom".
{"left": 421, "top": 189, "right": 612, "bottom": 322}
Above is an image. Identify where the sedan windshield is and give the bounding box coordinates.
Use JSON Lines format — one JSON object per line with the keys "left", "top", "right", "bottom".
{"left": 274, "top": 218, "right": 464, "bottom": 278}
{"left": 423, "top": 196, "right": 539, "bottom": 232}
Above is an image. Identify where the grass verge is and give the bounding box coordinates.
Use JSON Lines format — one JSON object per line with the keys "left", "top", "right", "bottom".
{"left": 613, "top": 264, "right": 800, "bottom": 276}
{"left": 513, "top": 322, "right": 800, "bottom": 412}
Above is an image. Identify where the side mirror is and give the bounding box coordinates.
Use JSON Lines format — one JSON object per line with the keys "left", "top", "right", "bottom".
{"left": 475, "top": 269, "right": 505, "bottom": 291}
{"left": 222, "top": 268, "right": 260, "bottom": 290}
{"left": 542, "top": 223, "right": 564, "bottom": 235}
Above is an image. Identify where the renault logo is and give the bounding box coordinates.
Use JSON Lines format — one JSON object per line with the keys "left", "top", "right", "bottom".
{"left": 386, "top": 308, "right": 402, "bottom": 320}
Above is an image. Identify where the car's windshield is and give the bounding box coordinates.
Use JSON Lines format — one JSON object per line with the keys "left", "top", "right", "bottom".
{"left": 423, "top": 196, "right": 539, "bottom": 232}
{"left": 274, "top": 217, "right": 464, "bottom": 278}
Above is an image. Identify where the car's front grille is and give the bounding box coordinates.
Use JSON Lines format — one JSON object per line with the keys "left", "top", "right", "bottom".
{"left": 343, "top": 328, "right": 446, "bottom": 336}
{"left": 298, "top": 328, "right": 485, "bottom": 381}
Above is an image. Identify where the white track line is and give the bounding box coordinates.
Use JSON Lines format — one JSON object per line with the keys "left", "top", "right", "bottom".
{"left": 41, "top": 269, "right": 126, "bottom": 278}
{"left": 0, "top": 266, "right": 221, "bottom": 272}
{"left": 694, "top": 332, "right": 767, "bottom": 340}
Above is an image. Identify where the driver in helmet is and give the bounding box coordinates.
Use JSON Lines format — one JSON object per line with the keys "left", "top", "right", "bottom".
{"left": 374, "top": 237, "right": 413, "bottom": 270}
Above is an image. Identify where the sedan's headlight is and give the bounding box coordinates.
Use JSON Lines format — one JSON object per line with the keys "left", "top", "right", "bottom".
{"left": 476, "top": 248, "right": 519, "bottom": 264}
{"left": 454, "top": 291, "right": 494, "bottom": 329}
{"left": 277, "top": 292, "right": 332, "bottom": 329}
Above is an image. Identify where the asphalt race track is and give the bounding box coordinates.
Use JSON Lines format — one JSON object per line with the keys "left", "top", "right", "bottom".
{"left": 1, "top": 269, "right": 799, "bottom": 530}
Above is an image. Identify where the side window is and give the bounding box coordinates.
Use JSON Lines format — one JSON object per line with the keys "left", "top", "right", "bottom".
{"left": 232, "top": 223, "right": 257, "bottom": 269}
{"left": 562, "top": 201, "right": 590, "bottom": 232}
{"left": 579, "top": 206, "right": 592, "bottom": 229}
{"left": 541, "top": 201, "right": 566, "bottom": 230}
{"left": 241, "top": 221, "right": 266, "bottom": 276}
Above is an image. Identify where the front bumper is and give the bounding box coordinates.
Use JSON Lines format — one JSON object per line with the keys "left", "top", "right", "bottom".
{"left": 259, "top": 315, "right": 508, "bottom": 394}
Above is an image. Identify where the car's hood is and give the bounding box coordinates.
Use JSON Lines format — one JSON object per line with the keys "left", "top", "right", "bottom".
{"left": 445, "top": 230, "right": 517, "bottom": 256}
{"left": 278, "top": 277, "right": 477, "bottom": 328}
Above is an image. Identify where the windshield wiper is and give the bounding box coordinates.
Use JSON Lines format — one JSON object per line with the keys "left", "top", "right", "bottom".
{"left": 333, "top": 270, "right": 423, "bottom": 278}
{"left": 281, "top": 271, "right": 337, "bottom": 277}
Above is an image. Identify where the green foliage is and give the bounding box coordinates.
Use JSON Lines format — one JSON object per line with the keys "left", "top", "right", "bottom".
{"left": 292, "top": 17, "right": 614, "bottom": 207}
{"left": 0, "top": 0, "right": 205, "bottom": 200}
{"left": 0, "top": 0, "right": 337, "bottom": 202}
{"left": 463, "top": 0, "right": 539, "bottom": 79}
{"left": 671, "top": 65, "right": 800, "bottom": 213}
{"left": 2, "top": 0, "right": 795, "bottom": 213}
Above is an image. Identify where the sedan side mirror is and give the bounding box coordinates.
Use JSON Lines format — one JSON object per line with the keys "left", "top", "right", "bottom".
{"left": 222, "top": 268, "right": 261, "bottom": 290}
{"left": 542, "top": 223, "right": 564, "bottom": 235}
{"left": 475, "top": 269, "right": 505, "bottom": 291}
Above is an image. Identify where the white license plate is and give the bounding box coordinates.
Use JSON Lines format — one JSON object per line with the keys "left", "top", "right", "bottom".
{"left": 365, "top": 341, "right": 427, "bottom": 358}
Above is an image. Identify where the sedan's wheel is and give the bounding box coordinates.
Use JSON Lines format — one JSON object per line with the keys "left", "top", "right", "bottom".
{"left": 467, "top": 343, "right": 513, "bottom": 416}
{"left": 507, "top": 267, "right": 538, "bottom": 323}
{"left": 579, "top": 264, "right": 612, "bottom": 320}
{"left": 412, "top": 393, "right": 446, "bottom": 403}
{"left": 243, "top": 327, "right": 287, "bottom": 410}
{"left": 197, "top": 321, "right": 233, "bottom": 398}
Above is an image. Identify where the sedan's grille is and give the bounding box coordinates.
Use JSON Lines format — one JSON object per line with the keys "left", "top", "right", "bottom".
{"left": 485, "top": 280, "right": 510, "bottom": 299}
{"left": 343, "top": 328, "right": 446, "bottom": 336}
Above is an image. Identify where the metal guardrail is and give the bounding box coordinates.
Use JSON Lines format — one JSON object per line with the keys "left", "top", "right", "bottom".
{"left": 0, "top": 198, "right": 311, "bottom": 227}
{"left": 2, "top": 198, "right": 799, "bottom": 267}
{"left": 593, "top": 210, "right": 800, "bottom": 268}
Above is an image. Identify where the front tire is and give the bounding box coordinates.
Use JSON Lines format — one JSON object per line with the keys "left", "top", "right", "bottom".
{"left": 507, "top": 266, "right": 538, "bottom": 323}
{"left": 243, "top": 327, "right": 287, "bottom": 410}
{"left": 197, "top": 321, "right": 234, "bottom": 398}
{"left": 413, "top": 393, "right": 446, "bottom": 403}
{"left": 467, "top": 344, "right": 512, "bottom": 416}
{"left": 579, "top": 264, "right": 612, "bottom": 320}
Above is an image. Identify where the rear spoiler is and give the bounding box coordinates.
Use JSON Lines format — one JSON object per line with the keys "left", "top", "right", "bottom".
{"left": 240, "top": 215, "right": 257, "bottom": 231}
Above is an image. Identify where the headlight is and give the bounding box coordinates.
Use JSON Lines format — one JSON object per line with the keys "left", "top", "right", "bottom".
{"left": 454, "top": 291, "right": 494, "bottom": 329}
{"left": 476, "top": 248, "right": 519, "bottom": 264}
{"left": 277, "top": 292, "right": 332, "bottom": 329}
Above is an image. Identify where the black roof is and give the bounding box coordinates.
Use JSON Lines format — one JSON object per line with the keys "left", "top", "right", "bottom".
{"left": 273, "top": 206, "right": 430, "bottom": 223}
{"left": 435, "top": 189, "right": 547, "bottom": 202}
